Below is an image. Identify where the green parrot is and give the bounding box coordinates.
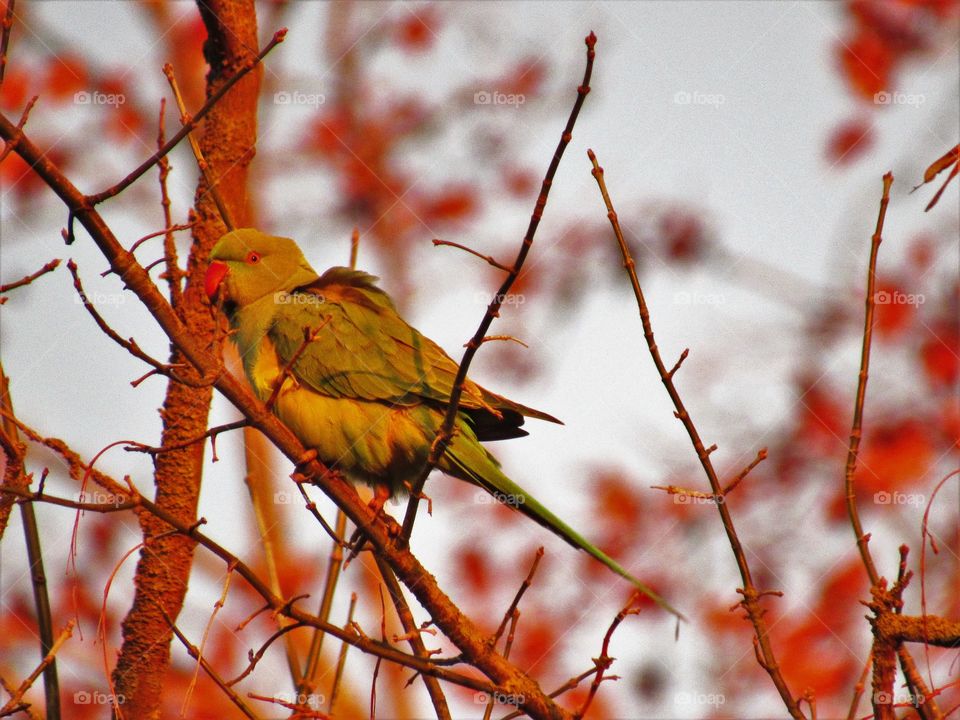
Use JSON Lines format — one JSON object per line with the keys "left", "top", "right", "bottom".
{"left": 205, "top": 228, "right": 678, "bottom": 615}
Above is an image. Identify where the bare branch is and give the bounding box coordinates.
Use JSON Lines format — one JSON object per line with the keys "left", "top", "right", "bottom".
{"left": 432, "top": 238, "right": 511, "bottom": 272}
{"left": 85, "top": 28, "right": 288, "bottom": 209}
{"left": 0, "top": 621, "right": 74, "bottom": 717}
{"left": 401, "top": 31, "right": 599, "bottom": 546}
{"left": 587, "top": 147, "right": 804, "bottom": 718}
{"left": 0, "top": 258, "right": 60, "bottom": 301}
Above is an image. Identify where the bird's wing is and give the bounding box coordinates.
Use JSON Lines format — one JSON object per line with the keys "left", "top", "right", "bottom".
{"left": 268, "top": 268, "right": 561, "bottom": 431}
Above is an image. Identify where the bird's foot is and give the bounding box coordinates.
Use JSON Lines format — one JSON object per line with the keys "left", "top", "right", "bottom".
{"left": 290, "top": 449, "right": 319, "bottom": 483}
{"left": 344, "top": 484, "right": 395, "bottom": 566}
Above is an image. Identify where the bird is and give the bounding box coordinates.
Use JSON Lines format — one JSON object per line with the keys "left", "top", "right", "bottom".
{"left": 205, "top": 228, "right": 678, "bottom": 615}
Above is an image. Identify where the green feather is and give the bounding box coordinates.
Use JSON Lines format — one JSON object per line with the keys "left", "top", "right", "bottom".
{"left": 442, "top": 426, "right": 681, "bottom": 616}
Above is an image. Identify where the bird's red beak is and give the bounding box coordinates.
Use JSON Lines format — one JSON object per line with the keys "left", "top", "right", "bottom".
{"left": 204, "top": 261, "right": 229, "bottom": 301}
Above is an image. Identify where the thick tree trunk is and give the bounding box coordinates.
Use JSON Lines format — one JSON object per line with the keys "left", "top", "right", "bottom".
{"left": 110, "top": 3, "right": 261, "bottom": 717}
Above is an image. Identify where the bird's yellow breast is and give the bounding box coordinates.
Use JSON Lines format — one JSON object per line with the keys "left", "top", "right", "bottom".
{"left": 247, "top": 334, "right": 300, "bottom": 401}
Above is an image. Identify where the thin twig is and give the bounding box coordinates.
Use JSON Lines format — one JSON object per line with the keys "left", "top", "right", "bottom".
{"left": 124, "top": 419, "right": 248, "bottom": 461}
{"left": 265, "top": 321, "right": 331, "bottom": 411}
{"left": 575, "top": 594, "right": 640, "bottom": 719}
{"left": 226, "top": 622, "right": 307, "bottom": 687}
{"left": 493, "top": 547, "right": 543, "bottom": 646}
{"left": 86, "top": 28, "right": 287, "bottom": 207}
{"left": 374, "top": 555, "right": 451, "bottom": 719}
{"left": 67, "top": 259, "right": 215, "bottom": 388}
{"left": 400, "top": 31, "right": 598, "bottom": 545}
{"left": 183, "top": 572, "right": 234, "bottom": 715}
{"left": 0, "top": 621, "right": 73, "bottom": 716}
{"left": 154, "top": 99, "right": 185, "bottom": 308}
{"left": 722, "top": 448, "right": 768, "bottom": 495}
{"left": 165, "top": 617, "right": 263, "bottom": 720}
{"left": 328, "top": 593, "right": 357, "bottom": 715}
{"left": 0, "top": 94, "right": 34, "bottom": 165}
{"left": 0, "top": 258, "right": 60, "bottom": 300}
{"left": 370, "top": 587, "right": 387, "bottom": 719}
{"left": 0, "top": 0, "right": 15, "bottom": 86}
{"left": 0, "top": 365, "right": 60, "bottom": 720}
{"left": 128, "top": 223, "right": 195, "bottom": 255}
{"left": 846, "top": 650, "right": 873, "bottom": 720}
{"left": 301, "top": 509, "right": 348, "bottom": 694}
{"left": 843, "top": 172, "right": 892, "bottom": 587}
{"left": 0, "top": 486, "right": 496, "bottom": 694}
{"left": 349, "top": 227, "right": 360, "bottom": 269}
{"left": 587, "top": 147, "right": 803, "bottom": 718}
{"left": 432, "top": 239, "right": 511, "bottom": 272}
{"left": 0, "top": 77, "right": 580, "bottom": 720}
{"left": 241, "top": 424, "right": 304, "bottom": 687}
{"left": 163, "top": 63, "right": 235, "bottom": 230}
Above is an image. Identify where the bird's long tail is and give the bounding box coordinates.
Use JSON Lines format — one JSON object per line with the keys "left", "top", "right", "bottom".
{"left": 444, "top": 433, "right": 684, "bottom": 620}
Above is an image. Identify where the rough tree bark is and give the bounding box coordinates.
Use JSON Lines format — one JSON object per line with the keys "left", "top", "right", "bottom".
{"left": 110, "top": 2, "right": 261, "bottom": 716}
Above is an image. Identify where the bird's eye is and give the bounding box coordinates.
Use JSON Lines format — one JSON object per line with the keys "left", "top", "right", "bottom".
{"left": 245, "top": 251, "right": 261, "bottom": 264}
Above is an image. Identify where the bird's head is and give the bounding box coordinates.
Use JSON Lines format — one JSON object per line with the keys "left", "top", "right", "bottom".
{"left": 205, "top": 228, "right": 320, "bottom": 309}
